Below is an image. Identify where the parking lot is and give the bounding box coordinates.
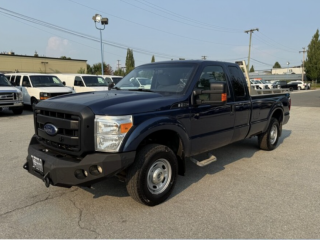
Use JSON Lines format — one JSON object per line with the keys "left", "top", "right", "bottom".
{"left": 0, "top": 90, "right": 320, "bottom": 238}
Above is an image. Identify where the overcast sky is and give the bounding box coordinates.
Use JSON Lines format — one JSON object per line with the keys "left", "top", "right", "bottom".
{"left": 0, "top": 0, "right": 319, "bottom": 71}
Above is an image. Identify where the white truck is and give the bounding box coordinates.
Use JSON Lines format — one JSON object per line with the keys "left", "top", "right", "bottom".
{"left": 0, "top": 73, "right": 24, "bottom": 114}
{"left": 5, "top": 73, "right": 74, "bottom": 110}
{"left": 55, "top": 74, "right": 109, "bottom": 93}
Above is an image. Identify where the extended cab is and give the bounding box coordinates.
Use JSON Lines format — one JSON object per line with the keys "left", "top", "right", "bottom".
{"left": 0, "top": 73, "right": 24, "bottom": 114}
{"left": 23, "top": 60, "right": 291, "bottom": 206}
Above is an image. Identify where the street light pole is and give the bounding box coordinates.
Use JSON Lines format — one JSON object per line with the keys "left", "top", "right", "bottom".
{"left": 92, "top": 14, "right": 108, "bottom": 75}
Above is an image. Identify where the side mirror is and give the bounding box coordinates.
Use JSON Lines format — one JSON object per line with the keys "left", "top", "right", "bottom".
{"left": 63, "top": 81, "right": 66, "bottom": 86}
{"left": 193, "top": 82, "right": 227, "bottom": 106}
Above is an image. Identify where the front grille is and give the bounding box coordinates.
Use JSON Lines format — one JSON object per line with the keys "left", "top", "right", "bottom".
{"left": 0, "top": 92, "right": 14, "bottom": 101}
{"left": 36, "top": 110, "right": 81, "bottom": 153}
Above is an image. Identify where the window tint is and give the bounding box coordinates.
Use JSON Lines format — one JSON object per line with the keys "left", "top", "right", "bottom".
{"left": 22, "top": 76, "right": 31, "bottom": 87}
{"left": 228, "top": 66, "right": 248, "bottom": 101}
{"left": 15, "top": 76, "right": 21, "bottom": 86}
{"left": 74, "top": 77, "right": 84, "bottom": 86}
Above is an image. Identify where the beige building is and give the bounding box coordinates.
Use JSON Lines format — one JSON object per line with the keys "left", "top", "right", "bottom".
{"left": 271, "top": 66, "right": 303, "bottom": 75}
{"left": 0, "top": 53, "right": 87, "bottom": 74}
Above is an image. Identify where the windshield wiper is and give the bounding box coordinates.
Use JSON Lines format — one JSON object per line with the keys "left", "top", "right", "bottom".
{"left": 129, "top": 88, "right": 153, "bottom": 92}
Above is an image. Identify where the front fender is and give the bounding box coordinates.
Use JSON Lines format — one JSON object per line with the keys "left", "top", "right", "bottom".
{"left": 121, "top": 116, "right": 190, "bottom": 154}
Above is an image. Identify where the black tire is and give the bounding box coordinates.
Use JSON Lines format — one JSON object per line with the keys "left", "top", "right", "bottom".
{"left": 258, "top": 118, "right": 280, "bottom": 151}
{"left": 31, "top": 98, "right": 38, "bottom": 111}
{"left": 12, "top": 107, "right": 23, "bottom": 115}
{"left": 126, "top": 144, "right": 178, "bottom": 206}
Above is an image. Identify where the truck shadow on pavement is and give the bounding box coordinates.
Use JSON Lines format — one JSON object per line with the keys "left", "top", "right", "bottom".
{"left": 81, "top": 129, "right": 292, "bottom": 202}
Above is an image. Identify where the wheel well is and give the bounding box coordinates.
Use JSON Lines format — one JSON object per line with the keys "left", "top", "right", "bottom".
{"left": 137, "top": 130, "right": 185, "bottom": 176}
{"left": 272, "top": 109, "right": 283, "bottom": 124}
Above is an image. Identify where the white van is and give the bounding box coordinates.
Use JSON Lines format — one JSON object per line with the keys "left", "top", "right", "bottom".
{"left": 55, "top": 74, "right": 109, "bottom": 93}
{"left": 5, "top": 73, "right": 74, "bottom": 109}
{"left": 101, "top": 75, "right": 123, "bottom": 85}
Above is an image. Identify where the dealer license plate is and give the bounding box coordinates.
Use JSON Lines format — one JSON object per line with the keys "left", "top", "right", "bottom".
{"left": 31, "top": 155, "right": 44, "bottom": 174}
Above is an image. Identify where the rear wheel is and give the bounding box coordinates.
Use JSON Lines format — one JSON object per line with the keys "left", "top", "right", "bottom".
{"left": 258, "top": 118, "right": 280, "bottom": 151}
{"left": 126, "top": 144, "right": 178, "bottom": 206}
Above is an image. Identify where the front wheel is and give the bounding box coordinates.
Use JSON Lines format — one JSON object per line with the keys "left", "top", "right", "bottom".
{"left": 31, "top": 98, "right": 38, "bottom": 111}
{"left": 12, "top": 107, "right": 23, "bottom": 115}
{"left": 126, "top": 144, "right": 178, "bottom": 206}
{"left": 258, "top": 118, "right": 280, "bottom": 151}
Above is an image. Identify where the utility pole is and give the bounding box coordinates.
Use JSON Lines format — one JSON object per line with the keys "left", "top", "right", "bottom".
{"left": 299, "top": 47, "right": 307, "bottom": 82}
{"left": 245, "top": 28, "right": 259, "bottom": 73}
{"left": 117, "top": 60, "right": 121, "bottom": 70}
{"left": 201, "top": 56, "right": 207, "bottom": 60}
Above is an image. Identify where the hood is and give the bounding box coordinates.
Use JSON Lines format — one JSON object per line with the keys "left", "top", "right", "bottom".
{"left": 33, "top": 87, "right": 73, "bottom": 93}
{"left": 39, "top": 90, "right": 185, "bottom": 115}
{"left": 0, "top": 86, "right": 20, "bottom": 93}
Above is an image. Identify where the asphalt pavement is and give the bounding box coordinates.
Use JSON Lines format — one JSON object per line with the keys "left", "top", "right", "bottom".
{"left": 0, "top": 90, "right": 319, "bottom": 238}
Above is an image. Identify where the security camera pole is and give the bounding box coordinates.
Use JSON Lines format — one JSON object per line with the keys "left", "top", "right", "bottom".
{"left": 92, "top": 14, "right": 108, "bottom": 75}
{"left": 245, "top": 28, "right": 259, "bottom": 73}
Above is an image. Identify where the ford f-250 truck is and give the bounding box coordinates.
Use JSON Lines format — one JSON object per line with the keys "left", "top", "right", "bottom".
{"left": 23, "top": 60, "right": 291, "bottom": 206}
{"left": 0, "top": 73, "right": 24, "bottom": 114}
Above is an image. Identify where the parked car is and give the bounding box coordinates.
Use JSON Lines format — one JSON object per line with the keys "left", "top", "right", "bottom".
{"left": 287, "top": 80, "right": 306, "bottom": 90}
{"left": 272, "top": 80, "right": 298, "bottom": 91}
{"left": 55, "top": 74, "right": 109, "bottom": 93}
{"left": 0, "top": 73, "right": 24, "bottom": 114}
{"left": 101, "top": 75, "right": 123, "bottom": 85}
{"left": 24, "top": 60, "right": 291, "bottom": 206}
{"left": 5, "top": 73, "right": 74, "bottom": 109}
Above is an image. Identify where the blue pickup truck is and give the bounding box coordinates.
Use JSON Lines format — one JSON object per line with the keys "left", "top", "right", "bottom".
{"left": 23, "top": 60, "right": 291, "bottom": 206}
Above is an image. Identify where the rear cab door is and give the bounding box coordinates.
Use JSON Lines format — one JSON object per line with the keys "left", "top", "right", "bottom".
{"left": 226, "top": 64, "right": 251, "bottom": 142}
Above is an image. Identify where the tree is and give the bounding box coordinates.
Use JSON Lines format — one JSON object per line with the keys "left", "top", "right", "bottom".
{"left": 60, "top": 56, "right": 71, "bottom": 60}
{"left": 114, "top": 68, "right": 125, "bottom": 76}
{"left": 273, "top": 62, "right": 281, "bottom": 68}
{"left": 91, "top": 62, "right": 113, "bottom": 75}
{"left": 249, "top": 65, "right": 255, "bottom": 72}
{"left": 125, "top": 48, "right": 135, "bottom": 74}
{"left": 305, "top": 29, "right": 320, "bottom": 83}
{"left": 34, "top": 51, "right": 39, "bottom": 57}
{"left": 86, "top": 64, "right": 93, "bottom": 74}
{"left": 77, "top": 67, "right": 86, "bottom": 74}
{"left": 151, "top": 55, "right": 155, "bottom": 62}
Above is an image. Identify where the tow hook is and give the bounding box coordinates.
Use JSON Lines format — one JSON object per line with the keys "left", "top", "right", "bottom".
{"left": 43, "top": 172, "right": 50, "bottom": 188}
{"left": 23, "top": 162, "right": 29, "bottom": 171}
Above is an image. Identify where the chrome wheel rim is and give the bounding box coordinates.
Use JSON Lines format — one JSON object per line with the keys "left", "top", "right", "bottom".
{"left": 269, "top": 124, "right": 278, "bottom": 145}
{"left": 147, "top": 158, "right": 172, "bottom": 195}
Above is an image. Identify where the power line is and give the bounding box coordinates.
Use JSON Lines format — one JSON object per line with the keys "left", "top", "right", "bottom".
{"left": 121, "top": 0, "right": 243, "bottom": 33}
{"left": 67, "top": 0, "right": 246, "bottom": 47}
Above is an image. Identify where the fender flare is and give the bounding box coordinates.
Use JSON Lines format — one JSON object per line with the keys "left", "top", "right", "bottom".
{"left": 121, "top": 116, "right": 190, "bottom": 154}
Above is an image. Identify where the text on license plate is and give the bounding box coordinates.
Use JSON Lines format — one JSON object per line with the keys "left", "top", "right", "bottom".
{"left": 31, "top": 155, "right": 43, "bottom": 173}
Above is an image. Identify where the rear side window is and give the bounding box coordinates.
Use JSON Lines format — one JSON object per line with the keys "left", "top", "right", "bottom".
{"left": 228, "top": 66, "right": 249, "bottom": 101}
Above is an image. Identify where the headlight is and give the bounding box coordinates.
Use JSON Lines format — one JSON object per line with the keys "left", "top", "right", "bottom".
{"left": 17, "top": 92, "right": 23, "bottom": 101}
{"left": 40, "top": 92, "right": 50, "bottom": 100}
{"left": 94, "top": 115, "right": 133, "bottom": 152}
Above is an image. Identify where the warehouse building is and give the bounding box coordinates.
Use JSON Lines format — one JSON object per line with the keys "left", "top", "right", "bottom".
{"left": 0, "top": 53, "right": 87, "bottom": 74}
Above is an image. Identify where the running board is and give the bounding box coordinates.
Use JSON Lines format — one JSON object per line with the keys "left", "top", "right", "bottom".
{"left": 190, "top": 153, "right": 217, "bottom": 167}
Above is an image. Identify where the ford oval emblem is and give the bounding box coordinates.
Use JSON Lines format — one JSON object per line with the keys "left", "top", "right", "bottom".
{"left": 44, "top": 123, "right": 58, "bottom": 136}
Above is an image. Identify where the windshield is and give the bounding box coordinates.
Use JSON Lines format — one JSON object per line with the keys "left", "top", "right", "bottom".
{"left": 115, "top": 64, "right": 195, "bottom": 93}
{"left": 83, "top": 76, "right": 108, "bottom": 86}
{"left": 0, "top": 74, "right": 12, "bottom": 86}
{"left": 30, "top": 76, "right": 64, "bottom": 87}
